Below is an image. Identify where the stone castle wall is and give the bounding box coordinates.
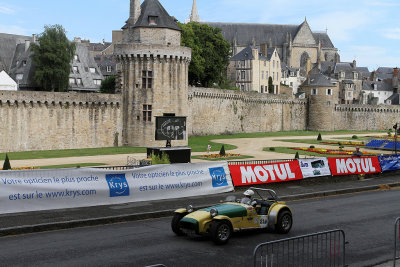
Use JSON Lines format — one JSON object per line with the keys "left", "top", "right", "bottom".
{"left": 0, "top": 91, "right": 122, "bottom": 152}
{"left": 188, "top": 87, "right": 308, "bottom": 135}
{"left": 332, "top": 105, "right": 400, "bottom": 131}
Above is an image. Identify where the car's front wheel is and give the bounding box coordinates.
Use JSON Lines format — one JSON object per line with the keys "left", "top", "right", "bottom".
{"left": 276, "top": 210, "right": 293, "bottom": 234}
{"left": 210, "top": 221, "right": 232, "bottom": 245}
{"left": 171, "top": 213, "right": 186, "bottom": 236}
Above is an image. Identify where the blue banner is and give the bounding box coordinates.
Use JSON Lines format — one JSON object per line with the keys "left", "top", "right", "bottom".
{"left": 378, "top": 155, "right": 400, "bottom": 172}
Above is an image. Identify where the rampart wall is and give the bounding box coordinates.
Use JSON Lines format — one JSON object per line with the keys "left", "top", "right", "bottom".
{"left": 188, "top": 87, "right": 308, "bottom": 136}
{"left": 0, "top": 91, "right": 122, "bottom": 152}
{"left": 332, "top": 104, "right": 400, "bottom": 131}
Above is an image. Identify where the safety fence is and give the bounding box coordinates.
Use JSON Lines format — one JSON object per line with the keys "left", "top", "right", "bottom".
{"left": 228, "top": 159, "right": 295, "bottom": 165}
{"left": 394, "top": 217, "right": 400, "bottom": 266}
{"left": 253, "top": 229, "right": 346, "bottom": 267}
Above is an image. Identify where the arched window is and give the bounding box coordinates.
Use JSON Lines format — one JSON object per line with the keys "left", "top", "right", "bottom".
{"left": 300, "top": 52, "right": 310, "bottom": 69}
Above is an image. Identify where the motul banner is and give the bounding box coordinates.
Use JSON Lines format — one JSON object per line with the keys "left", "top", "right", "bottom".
{"left": 328, "top": 157, "right": 381, "bottom": 176}
{"left": 229, "top": 161, "right": 303, "bottom": 186}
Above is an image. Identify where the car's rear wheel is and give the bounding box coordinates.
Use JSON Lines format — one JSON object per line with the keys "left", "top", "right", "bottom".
{"left": 171, "top": 213, "right": 186, "bottom": 236}
{"left": 210, "top": 221, "right": 232, "bottom": 245}
{"left": 276, "top": 210, "right": 292, "bottom": 234}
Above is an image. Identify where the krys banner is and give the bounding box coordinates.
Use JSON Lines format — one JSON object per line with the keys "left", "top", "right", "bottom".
{"left": 0, "top": 162, "right": 234, "bottom": 214}
{"left": 229, "top": 161, "right": 303, "bottom": 186}
{"left": 298, "top": 158, "right": 331, "bottom": 178}
{"left": 328, "top": 157, "right": 381, "bottom": 176}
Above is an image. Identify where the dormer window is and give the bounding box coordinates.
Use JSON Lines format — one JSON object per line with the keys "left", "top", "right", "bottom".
{"left": 148, "top": 16, "right": 158, "bottom": 25}
{"left": 22, "top": 60, "right": 27, "bottom": 67}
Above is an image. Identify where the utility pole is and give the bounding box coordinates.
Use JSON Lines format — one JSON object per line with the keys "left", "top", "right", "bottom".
{"left": 394, "top": 123, "right": 398, "bottom": 155}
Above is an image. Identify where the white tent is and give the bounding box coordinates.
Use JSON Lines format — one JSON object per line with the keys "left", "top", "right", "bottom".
{"left": 0, "top": 70, "right": 17, "bottom": 91}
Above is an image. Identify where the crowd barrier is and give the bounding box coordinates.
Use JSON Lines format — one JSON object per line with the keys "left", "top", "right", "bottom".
{"left": 253, "top": 229, "right": 346, "bottom": 267}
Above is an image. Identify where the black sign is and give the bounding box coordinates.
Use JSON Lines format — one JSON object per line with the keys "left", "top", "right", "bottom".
{"left": 155, "top": 116, "right": 187, "bottom": 141}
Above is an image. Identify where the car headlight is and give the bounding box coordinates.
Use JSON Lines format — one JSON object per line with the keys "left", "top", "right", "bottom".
{"left": 187, "top": 205, "right": 194, "bottom": 213}
{"left": 210, "top": 208, "right": 218, "bottom": 217}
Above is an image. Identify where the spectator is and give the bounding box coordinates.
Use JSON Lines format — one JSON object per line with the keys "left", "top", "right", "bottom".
{"left": 352, "top": 147, "right": 363, "bottom": 157}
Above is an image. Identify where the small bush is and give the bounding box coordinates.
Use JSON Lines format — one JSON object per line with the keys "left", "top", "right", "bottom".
{"left": 310, "top": 145, "right": 315, "bottom": 149}
{"left": 295, "top": 152, "right": 299, "bottom": 159}
{"left": 269, "top": 147, "right": 275, "bottom": 151}
{"left": 317, "top": 133, "right": 322, "bottom": 141}
{"left": 151, "top": 153, "right": 170, "bottom": 165}
{"left": 219, "top": 145, "right": 226, "bottom": 156}
{"left": 2, "top": 154, "right": 11, "bottom": 170}
{"left": 352, "top": 135, "right": 358, "bottom": 139}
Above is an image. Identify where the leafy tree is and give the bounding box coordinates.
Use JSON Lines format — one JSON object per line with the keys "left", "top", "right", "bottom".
{"left": 30, "top": 24, "right": 76, "bottom": 92}
{"left": 3, "top": 154, "right": 11, "bottom": 170}
{"left": 179, "top": 22, "right": 231, "bottom": 87}
{"left": 100, "top": 75, "right": 116, "bottom": 94}
{"left": 268, "top": 77, "right": 274, "bottom": 94}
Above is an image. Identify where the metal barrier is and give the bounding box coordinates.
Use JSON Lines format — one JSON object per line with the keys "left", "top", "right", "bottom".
{"left": 394, "top": 217, "right": 400, "bottom": 266}
{"left": 228, "top": 159, "right": 295, "bottom": 165}
{"left": 253, "top": 229, "right": 346, "bottom": 267}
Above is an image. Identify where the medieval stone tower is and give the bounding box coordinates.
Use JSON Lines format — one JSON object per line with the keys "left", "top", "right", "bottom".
{"left": 115, "top": 0, "right": 191, "bottom": 147}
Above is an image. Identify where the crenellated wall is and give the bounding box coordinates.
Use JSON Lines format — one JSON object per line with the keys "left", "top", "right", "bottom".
{"left": 188, "top": 87, "right": 307, "bottom": 136}
{"left": 332, "top": 104, "right": 400, "bottom": 131}
{"left": 0, "top": 91, "right": 122, "bottom": 152}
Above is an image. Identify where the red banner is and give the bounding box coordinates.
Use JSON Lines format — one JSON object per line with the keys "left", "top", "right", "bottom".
{"left": 328, "top": 157, "right": 381, "bottom": 176}
{"left": 229, "top": 161, "right": 303, "bottom": 186}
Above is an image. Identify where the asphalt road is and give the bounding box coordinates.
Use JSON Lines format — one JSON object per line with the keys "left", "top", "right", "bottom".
{"left": 1, "top": 188, "right": 399, "bottom": 267}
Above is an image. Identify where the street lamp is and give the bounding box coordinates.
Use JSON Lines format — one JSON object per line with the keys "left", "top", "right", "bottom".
{"left": 393, "top": 123, "right": 400, "bottom": 155}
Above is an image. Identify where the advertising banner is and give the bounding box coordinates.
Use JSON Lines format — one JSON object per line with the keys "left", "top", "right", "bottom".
{"left": 0, "top": 162, "right": 234, "bottom": 214}
{"left": 298, "top": 158, "right": 331, "bottom": 178}
{"left": 328, "top": 157, "right": 381, "bottom": 176}
{"left": 229, "top": 160, "right": 303, "bottom": 187}
{"left": 378, "top": 155, "right": 400, "bottom": 172}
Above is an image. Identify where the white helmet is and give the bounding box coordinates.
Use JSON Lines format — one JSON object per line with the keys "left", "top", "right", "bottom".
{"left": 243, "top": 189, "right": 254, "bottom": 197}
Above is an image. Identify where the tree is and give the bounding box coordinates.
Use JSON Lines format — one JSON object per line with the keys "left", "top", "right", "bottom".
{"left": 294, "top": 152, "right": 299, "bottom": 159}
{"left": 30, "top": 24, "right": 76, "bottom": 92}
{"left": 3, "top": 154, "right": 11, "bottom": 170}
{"left": 317, "top": 133, "right": 322, "bottom": 141}
{"left": 219, "top": 145, "right": 226, "bottom": 156}
{"left": 179, "top": 22, "right": 231, "bottom": 88}
{"left": 268, "top": 77, "right": 274, "bottom": 94}
{"left": 100, "top": 75, "right": 116, "bottom": 94}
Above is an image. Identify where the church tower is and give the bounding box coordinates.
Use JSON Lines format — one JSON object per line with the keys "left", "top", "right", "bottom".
{"left": 189, "top": 0, "right": 200, "bottom": 22}
{"left": 115, "top": 0, "right": 192, "bottom": 147}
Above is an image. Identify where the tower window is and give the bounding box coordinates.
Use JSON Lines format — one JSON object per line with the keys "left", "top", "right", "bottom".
{"left": 142, "top": 71, "right": 153, "bottom": 89}
{"left": 326, "top": 88, "right": 332, "bottom": 95}
{"left": 148, "top": 16, "right": 158, "bottom": 25}
{"left": 241, "top": 71, "right": 245, "bottom": 80}
{"left": 143, "top": 105, "right": 152, "bottom": 122}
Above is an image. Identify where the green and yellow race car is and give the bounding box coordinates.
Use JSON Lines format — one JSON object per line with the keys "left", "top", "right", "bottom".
{"left": 171, "top": 188, "right": 293, "bottom": 245}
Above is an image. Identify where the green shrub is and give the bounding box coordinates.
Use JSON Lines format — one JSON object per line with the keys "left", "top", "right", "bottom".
{"left": 219, "top": 145, "right": 226, "bottom": 156}
{"left": 2, "top": 153, "right": 11, "bottom": 170}
{"left": 317, "top": 133, "right": 322, "bottom": 141}
{"left": 151, "top": 153, "right": 170, "bottom": 165}
{"left": 310, "top": 145, "right": 315, "bottom": 148}
{"left": 269, "top": 147, "right": 275, "bottom": 151}
{"left": 352, "top": 135, "right": 358, "bottom": 139}
{"left": 295, "top": 152, "right": 299, "bottom": 159}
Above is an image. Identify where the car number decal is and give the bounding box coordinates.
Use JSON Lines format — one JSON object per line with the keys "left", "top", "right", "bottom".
{"left": 259, "top": 216, "right": 268, "bottom": 228}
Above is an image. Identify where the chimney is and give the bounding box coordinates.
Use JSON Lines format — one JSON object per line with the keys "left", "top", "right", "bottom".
{"left": 260, "top": 43, "right": 267, "bottom": 57}
{"left": 394, "top": 67, "right": 399, "bottom": 78}
{"left": 353, "top": 60, "right": 357, "bottom": 69}
{"left": 130, "top": 0, "right": 141, "bottom": 24}
{"left": 32, "top": 34, "right": 37, "bottom": 43}
{"left": 24, "top": 40, "right": 30, "bottom": 52}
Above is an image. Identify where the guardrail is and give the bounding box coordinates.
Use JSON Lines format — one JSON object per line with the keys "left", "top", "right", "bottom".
{"left": 253, "top": 229, "right": 346, "bottom": 267}
{"left": 394, "top": 217, "right": 400, "bottom": 266}
{"left": 228, "top": 159, "right": 295, "bottom": 165}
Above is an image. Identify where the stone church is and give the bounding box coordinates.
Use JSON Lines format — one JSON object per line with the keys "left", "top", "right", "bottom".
{"left": 188, "top": 0, "right": 340, "bottom": 73}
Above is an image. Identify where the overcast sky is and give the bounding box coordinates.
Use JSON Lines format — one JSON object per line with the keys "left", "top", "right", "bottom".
{"left": 0, "top": 0, "right": 399, "bottom": 70}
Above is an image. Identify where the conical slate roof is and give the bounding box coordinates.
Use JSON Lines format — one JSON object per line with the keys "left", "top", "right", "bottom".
{"left": 131, "top": 0, "right": 180, "bottom": 31}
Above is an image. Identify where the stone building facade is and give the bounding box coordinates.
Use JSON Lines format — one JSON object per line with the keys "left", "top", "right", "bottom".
{"left": 114, "top": 0, "right": 191, "bottom": 147}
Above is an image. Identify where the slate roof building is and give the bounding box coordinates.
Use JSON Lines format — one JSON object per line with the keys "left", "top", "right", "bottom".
{"left": 228, "top": 45, "right": 281, "bottom": 93}
{"left": 201, "top": 19, "right": 339, "bottom": 73}
{"left": 7, "top": 35, "right": 104, "bottom": 92}
{"left": 0, "top": 33, "right": 34, "bottom": 72}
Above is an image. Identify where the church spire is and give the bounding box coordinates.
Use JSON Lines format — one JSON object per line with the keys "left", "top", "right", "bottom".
{"left": 190, "top": 0, "right": 200, "bottom": 22}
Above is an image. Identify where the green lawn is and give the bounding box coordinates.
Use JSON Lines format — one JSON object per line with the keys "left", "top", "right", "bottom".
{"left": 1, "top": 147, "right": 146, "bottom": 161}
{"left": 37, "top": 163, "right": 107, "bottom": 169}
{"left": 276, "top": 139, "right": 365, "bottom": 147}
{"left": 263, "top": 147, "right": 351, "bottom": 158}
{"left": 191, "top": 155, "right": 253, "bottom": 161}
